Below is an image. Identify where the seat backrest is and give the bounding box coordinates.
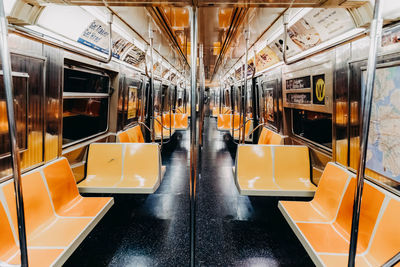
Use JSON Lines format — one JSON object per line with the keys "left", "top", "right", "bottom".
{"left": 87, "top": 143, "right": 123, "bottom": 179}
{"left": 274, "top": 146, "right": 310, "bottom": 182}
{"left": 367, "top": 198, "right": 400, "bottom": 265}
{"left": 334, "top": 178, "right": 385, "bottom": 252}
{"left": 122, "top": 143, "right": 160, "bottom": 186}
{"left": 42, "top": 158, "right": 80, "bottom": 215}
{"left": 258, "top": 127, "right": 283, "bottom": 145}
{"left": 126, "top": 125, "right": 144, "bottom": 143}
{"left": 162, "top": 113, "right": 174, "bottom": 128}
{"left": 237, "top": 145, "right": 274, "bottom": 182}
{"left": 311, "top": 163, "right": 353, "bottom": 221}
{"left": 117, "top": 131, "right": 130, "bottom": 142}
{"left": 0, "top": 201, "right": 17, "bottom": 262}
{"left": 2, "top": 171, "right": 55, "bottom": 238}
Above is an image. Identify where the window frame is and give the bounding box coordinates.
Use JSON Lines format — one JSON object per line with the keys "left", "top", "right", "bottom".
{"left": 62, "top": 65, "right": 111, "bottom": 148}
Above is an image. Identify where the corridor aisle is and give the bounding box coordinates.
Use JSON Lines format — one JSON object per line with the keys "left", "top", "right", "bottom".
{"left": 195, "top": 117, "right": 313, "bottom": 266}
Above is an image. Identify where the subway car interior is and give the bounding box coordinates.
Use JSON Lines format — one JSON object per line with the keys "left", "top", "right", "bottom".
{"left": 1, "top": 0, "right": 400, "bottom": 266}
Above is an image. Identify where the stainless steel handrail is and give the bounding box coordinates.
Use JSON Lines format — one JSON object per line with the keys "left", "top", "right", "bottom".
{"left": 0, "top": 1, "right": 28, "bottom": 265}
{"left": 382, "top": 252, "right": 400, "bottom": 267}
{"left": 149, "top": 25, "right": 155, "bottom": 143}
{"left": 189, "top": 7, "right": 198, "bottom": 267}
{"left": 242, "top": 28, "right": 249, "bottom": 144}
{"left": 348, "top": 0, "right": 383, "bottom": 266}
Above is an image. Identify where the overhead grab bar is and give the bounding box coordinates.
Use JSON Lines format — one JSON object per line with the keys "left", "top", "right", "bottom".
{"left": 348, "top": 0, "right": 383, "bottom": 266}
{"left": 0, "top": 1, "right": 28, "bottom": 266}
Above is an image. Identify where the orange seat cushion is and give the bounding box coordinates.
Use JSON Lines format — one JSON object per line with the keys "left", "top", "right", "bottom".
{"left": 43, "top": 158, "right": 112, "bottom": 217}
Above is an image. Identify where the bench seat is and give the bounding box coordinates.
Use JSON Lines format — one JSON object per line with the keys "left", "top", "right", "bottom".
{"left": 258, "top": 127, "right": 284, "bottom": 145}
{"left": 235, "top": 145, "right": 316, "bottom": 197}
{"left": 117, "top": 125, "right": 144, "bottom": 143}
{"left": 174, "top": 113, "right": 188, "bottom": 130}
{"left": 0, "top": 159, "right": 113, "bottom": 266}
{"left": 279, "top": 162, "right": 400, "bottom": 267}
{"left": 78, "top": 143, "right": 163, "bottom": 194}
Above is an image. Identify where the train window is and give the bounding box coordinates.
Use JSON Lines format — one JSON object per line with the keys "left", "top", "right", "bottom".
{"left": 292, "top": 109, "right": 332, "bottom": 149}
{"left": 0, "top": 73, "right": 28, "bottom": 157}
{"left": 162, "top": 85, "right": 170, "bottom": 112}
{"left": 62, "top": 67, "right": 110, "bottom": 146}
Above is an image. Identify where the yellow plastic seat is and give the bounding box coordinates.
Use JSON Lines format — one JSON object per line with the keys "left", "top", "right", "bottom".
{"left": 217, "top": 114, "right": 232, "bottom": 131}
{"left": 174, "top": 113, "right": 189, "bottom": 130}
{"left": 258, "top": 127, "right": 284, "bottom": 145}
{"left": 0, "top": 164, "right": 113, "bottom": 266}
{"left": 78, "top": 143, "right": 163, "bottom": 194}
{"left": 278, "top": 162, "right": 400, "bottom": 267}
{"left": 154, "top": 115, "right": 175, "bottom": 140}
{"left": 235, "top": 145, "right": 316, "bottom": 197}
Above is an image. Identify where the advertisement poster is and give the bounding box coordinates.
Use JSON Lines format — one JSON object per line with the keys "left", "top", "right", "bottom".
{"left": 382, "top": 24, "right": 400, "bottom": 47}
{"left": 123, "top": 45, "right": 146, "bottom": 67}
{"left": 234, "top": 66, "right": 242, "bottom": 80}
{"left": 127, "top": 86, "right": 138, "bottom": 119}
{"left": 255, "top": 46, "right": 280, "bottom": 73}
{"left": 288, "top": 18, "right": 321, "bottom": 50}
{"left": 270, "top": 33, "right": 302, "bottom": 59}
{"left": 263, "top": 88, "right": 274, "bottom": 122}
{"left": 247, "top": 58, "right": 255, "bottom": 77}
{"left": 78, "top": 20, "right": 132, "bottom": 60}
{"left": 293, "top": 9, "right": 354, "bottom": 47}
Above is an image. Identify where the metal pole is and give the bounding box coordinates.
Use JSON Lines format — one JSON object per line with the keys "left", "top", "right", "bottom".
{"left": 199, "top": 43, "right": 204, "bottom": 147}
{"left": 0, "top": 1, "right": 28, "bottom": 266}
{"left": 242, "top": 28, "right": 249, "bottom": 144}
{"left": 189, "top": 6, "right": 198, "bottom": 267}
{"left": 149, "top": 26, "right": 155, "bottom": 143}
{"left": 348, "top": 0, "right": 383, "bottom": 266}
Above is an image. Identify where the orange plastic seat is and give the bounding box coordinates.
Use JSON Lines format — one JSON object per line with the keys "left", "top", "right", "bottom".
{"left": 43, "top": 158, "right": 113, "bottom": 217}
{"left": 235, "top": 145, "right": 316, "bottom": 197}
{"left": 279, "top": 162, "right": 399, "bottom": 267}
{"left": 174, "top": 113, "right": 189, "bottom": 130}
{"left": 217, "top": 114, "right": 232, "bottom": 131}
{"left": 233, "top": 117, "right": 252, "bottom": 142}
{"left": 78, "top": 143, "right": 163, "bottom": 194}
{"left": 0, "top": 165, "right": 113, "bottom": 266}
{"left": 154, "top": 115, "right": 175, "bottom": 140}
{"left": 117, "top": 125, "right": 145, "bottom": 143}
{"left": 258, "top": 127, "right": 284, "bottom": 145}
{"left": 0, "top": 203, "right": 63, "bottom": 266}
{"left": 280, "top": 163, "right": 351, "bottom": 222}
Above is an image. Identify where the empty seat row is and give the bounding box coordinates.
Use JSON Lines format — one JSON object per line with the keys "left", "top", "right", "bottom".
{"left": 0, "top": 158, "right": 113, "bottom": 266}
{"left": 257, "top": 127, "right": 285, "bottom": 145}
{"left": 117, "top": 125, "right": 145, "bottom": 143}
{"left": 78, "top": 143, "right": 165, "bottom": 194}
{"left": 235, "top": 144, "right": 316, "bottom": 197}
{"left": 279, "top": 162, "right": 400, "bottom": 266}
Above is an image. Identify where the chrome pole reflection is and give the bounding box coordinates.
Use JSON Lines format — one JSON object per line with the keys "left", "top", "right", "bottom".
{"left": 348, "top": 0, "right": 383, "bottom": 266}
{"left": 0, "top": 0, "right": 28, "bottom": 265}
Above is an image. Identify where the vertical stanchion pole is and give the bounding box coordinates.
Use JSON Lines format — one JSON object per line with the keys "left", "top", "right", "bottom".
{"left": 149, "top": 25, "right": 155, "bottom": 143}
{"left": 189, "top": 6, "right": 198, "bottom": 267}
{"left": 0, "top": 1, "right": 28, "bottom": 266}
{"left": 348, "top": 0, "right": 383, "bottom": 266}
{"left": 199, "top": 43, "right": 204, "bottom": 147}
{"left": 242, "top": 28, "right": 249, "bottom": 144}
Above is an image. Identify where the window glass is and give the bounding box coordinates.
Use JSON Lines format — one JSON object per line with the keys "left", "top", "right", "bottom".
{"left": 292, "top": 109, "right": 332, "bottom": 149}
{"left": 63, "top": 68, "right": 109, "bottom": 146}
{"left": 0, "top": 75, "right": 28, "bottom": 156}
{"left": 64, "top": 68, "right": 109, "bottom": 94}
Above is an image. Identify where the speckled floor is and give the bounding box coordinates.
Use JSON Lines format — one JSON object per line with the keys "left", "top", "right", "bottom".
{"left": 64, "top": 116, "right": 313, "bottom": 266}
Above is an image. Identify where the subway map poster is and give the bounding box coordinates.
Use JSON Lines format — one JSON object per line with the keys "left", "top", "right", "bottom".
{"left": 366, "top": 65, "right": 400, "bottom": 182}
